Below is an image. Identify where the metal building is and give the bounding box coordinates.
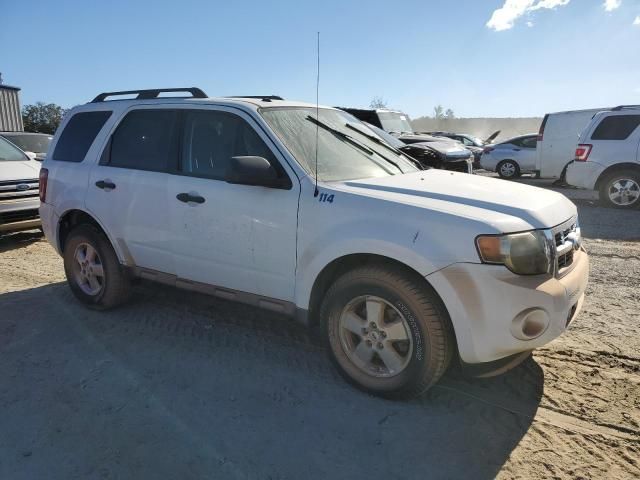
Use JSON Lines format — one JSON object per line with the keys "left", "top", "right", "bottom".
{"left": 0, "top": 82, "right": 24, "bottom": 132}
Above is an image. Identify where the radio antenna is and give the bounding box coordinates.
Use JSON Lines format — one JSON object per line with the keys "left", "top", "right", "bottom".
{"left": 314, "top": 31, "right": 320, "bottom": 197}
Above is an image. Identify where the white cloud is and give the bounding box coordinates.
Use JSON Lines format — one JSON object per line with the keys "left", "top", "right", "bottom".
{"left": 603, "top": 0, "right": 621, "bottom": 12}
{"left": 486, "top": 0, "right": 570, "bottom": 32}
{"left": 526, "top": 21, "right": 534, "bottom": 27}
{"left": 634, "top": 16, "right": 640, "bottom": 25}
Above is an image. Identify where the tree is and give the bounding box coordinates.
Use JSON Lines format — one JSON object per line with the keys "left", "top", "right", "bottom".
{"left": 22, "top": 102, "right": 66, "bottom": 134}
{"left": 369, "top": 96, "right": 388, "bottom": 109}
{"left": 445, "top": 108, "right": 455, "bottom": 119}
{"left": 433, "top": 104, "right": 444, "bottom": 119}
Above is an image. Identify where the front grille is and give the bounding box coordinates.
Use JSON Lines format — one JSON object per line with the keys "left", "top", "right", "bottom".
{"left": 0, "top": 208, "right": 39, "bottom": 224}
{"left": 0, "top": 178, "right": 40, "bottom": 202}
{"left": 552, "top": 218, "right": 578, "bottom": 274}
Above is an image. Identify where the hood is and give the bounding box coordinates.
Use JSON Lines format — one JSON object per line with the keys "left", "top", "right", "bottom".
{"left": 338, "top": 170, "right": 576, "bottom": 232}
{"left": 0, "top": 160, "right": 41, "bottom": 181}
{"left": 409, "top": 141, "right": 471, "bottom": 159}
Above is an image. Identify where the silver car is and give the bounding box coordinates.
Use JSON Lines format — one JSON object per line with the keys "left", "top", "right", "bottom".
{"left": 480, "top": 134, "right": 538, "bottom": 179}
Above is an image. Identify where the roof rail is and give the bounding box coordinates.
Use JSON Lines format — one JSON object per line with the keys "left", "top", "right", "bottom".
{"left": 226, "top": 95, "right": 284, "bottom": 102}
{"left": 91, "top": 87, "right": 208, "bottom": 103}
{"left": 611, "top": 105, "right": 640, "bottom": 111}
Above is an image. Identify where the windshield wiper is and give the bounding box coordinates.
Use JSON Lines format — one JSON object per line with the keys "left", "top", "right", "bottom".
{"left": 306, "top": 115, "right": 402, "bottom": 173}
{"left": 345, "top": 124, "right": 423, "bottom": 170}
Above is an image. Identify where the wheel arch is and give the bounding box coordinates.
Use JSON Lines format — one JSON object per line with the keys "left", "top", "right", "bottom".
{"left": 57, "top": 209, "right": 125, "bottom": 263}
{"left": 594, "top": 162, "right": 640, "bottom": 190}
{"left": 305, "top": 253, "right": 451, "bottom": 328}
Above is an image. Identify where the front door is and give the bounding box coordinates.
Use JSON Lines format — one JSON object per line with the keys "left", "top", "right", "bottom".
{"left": 168, "top": 107, "right": 299, "bottom": 302}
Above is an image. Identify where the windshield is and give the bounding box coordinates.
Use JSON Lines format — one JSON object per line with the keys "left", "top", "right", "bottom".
{"left": 466, "top": 136, "right": 484, "bottom": 147}
{"left": 0, "top": 137, "right": 28, "bottom": 162}
{"left": 377, "top": 112, "right": 414, "bottom": 134}
{"left": 2, "top": 133, "right": 52, "bottom": 153}
{"left": 261, "top": 108, "right": 418, "bottom": 181}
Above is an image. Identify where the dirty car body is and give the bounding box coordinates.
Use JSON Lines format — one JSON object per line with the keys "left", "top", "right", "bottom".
{"left": 40, "top": 90, "right": 589, "bottom": 398}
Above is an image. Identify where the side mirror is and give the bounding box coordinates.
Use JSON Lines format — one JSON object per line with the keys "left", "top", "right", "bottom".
{"left": 225, "top": 156, "right": 288, "bottom": 189}
{"left": 25, "top": 151, "right": 37, "bottom": 161}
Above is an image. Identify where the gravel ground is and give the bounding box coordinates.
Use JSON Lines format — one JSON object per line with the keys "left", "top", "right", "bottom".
{"left": 0, "top": 182, "right": 638, "bottom": 480}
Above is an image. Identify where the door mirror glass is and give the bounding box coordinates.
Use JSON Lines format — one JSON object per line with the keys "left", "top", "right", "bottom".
{"left": 226, "top": 156, "right": 284, "bottom": 188}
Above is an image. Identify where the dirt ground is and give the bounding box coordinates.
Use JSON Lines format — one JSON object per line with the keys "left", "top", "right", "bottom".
{"left": 0, "top": 181, "right": 638, "bottom": 480}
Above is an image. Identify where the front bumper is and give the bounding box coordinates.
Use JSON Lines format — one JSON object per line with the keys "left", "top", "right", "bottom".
{"left": 427, "top": 248, "right": 589, "bottom": 364}
{"left": 566, "top": 161, "right": 606, "bottom": 190}
{"left": 0, "top": 198, "right": 41, "bottom": 233}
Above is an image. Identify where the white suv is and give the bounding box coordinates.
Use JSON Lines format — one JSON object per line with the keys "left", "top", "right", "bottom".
{"left": 0, "top": 136, "right": 41, "bottom": 233}
{"left": 40, "top": 88, "right": 589, "bottom": 398}
{"left": 566, "top": 106, "right": 640, "bottom": 209}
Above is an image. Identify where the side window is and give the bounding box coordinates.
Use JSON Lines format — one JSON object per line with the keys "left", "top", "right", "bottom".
{"left": 521, "top": 137, "right": 537, "bottom": 148}
{"left": 53, "top": 111, "right": 112, "bottom": 162}
{"left": 591, "top": 115, "right": 640, "bottom": 140}
{"left": 181, "top": 110, "right": 278, "bottom": 180}
{"left": 461, "top": 137, "right": 473, "bottom": 146}
{"left": 108, "top": 109, "right": 178, "bottom": 172}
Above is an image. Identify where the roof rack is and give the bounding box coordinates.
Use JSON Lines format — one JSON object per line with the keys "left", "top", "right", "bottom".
{"left": 611, "top": 105, "right": 640, "bottom": 111}
{"left": 226, "top": 95, "right": 284, "bottom": 102}
{"left": 91, "top": 87, "right": 208, "bottom": 103}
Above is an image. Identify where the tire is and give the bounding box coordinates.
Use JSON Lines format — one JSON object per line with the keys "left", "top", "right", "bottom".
{"left": 321, "top": 264, "right": 454, "bottom": 399}
{"left": 63, "top": 224, "right": 131, "bottom": 310}
{"left": 598, "top": 169, "right": 640, "bottom": 210}
{"left": 497, "top": 160, "right": 520, "bottom": 179}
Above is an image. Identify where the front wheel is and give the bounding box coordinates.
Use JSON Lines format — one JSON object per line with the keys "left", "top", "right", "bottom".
{"left": 497, "top": 160, "right": 520, "bottom": 179}
{"left": 599, "top": 170, "right": 640, "bottom": 209}
{"left": 321, "top": 265, "right": 454, "bottom": 399}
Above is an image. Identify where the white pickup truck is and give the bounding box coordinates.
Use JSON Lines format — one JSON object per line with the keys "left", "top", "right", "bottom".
{"left": 0, "top": 136, "right": 41, "bottom": 233}
{"left": 40, "top": 88, "right": 589, "bottom": 398}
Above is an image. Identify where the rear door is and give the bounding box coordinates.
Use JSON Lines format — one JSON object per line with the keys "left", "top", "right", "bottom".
{"left": 85, "top": 107, "right": 179, "bottom": 274}
{"left": 168, "top": 106, "right": 299, "bottom": 302}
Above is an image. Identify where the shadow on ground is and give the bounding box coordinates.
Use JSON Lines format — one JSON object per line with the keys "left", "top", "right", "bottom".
{"left": 0, "top": 230, "right": 43, "bottom": 253}
{"left": 0, "top": 282, "right": 543, "bottom": 480}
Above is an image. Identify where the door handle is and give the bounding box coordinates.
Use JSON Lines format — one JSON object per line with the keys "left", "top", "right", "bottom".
{"left": 176, "top": 192, "right": 205, "bottom": 204}
{"left": 95, "top": 180, "right": 116, "bottom": 190}
{"left": 513, "top": 148, "right": 521, "bottom": 151}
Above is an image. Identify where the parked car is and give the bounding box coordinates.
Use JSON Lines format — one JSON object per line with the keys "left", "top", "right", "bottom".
{"left": 0, "top": 136, "right": 41, "bottom": 233}
{"left": 338, "top": 107, "right": 481, "bottom": 168}
{"left": 428, "top": 131, "right": 500, "bottom": 167}
{"left": 362, "top": 122, "right": 473, "bottom": 172}
{"left": 535, "top": 108, "right": 606, "bottom": 180}
{"left": 0, "top": 132, "right": 53, "bottom": 161}
{"left": 566, "top": 105, "right": 640, "bottom": 209}
{"left": 41, "top": 88, "right": 589, "bottom": 399}
{"left": 480, "top": 134, "right": 539, "bottom": 179}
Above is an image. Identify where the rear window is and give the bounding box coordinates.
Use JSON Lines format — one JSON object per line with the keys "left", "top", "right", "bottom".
{"left": 591, "top": 115, "right": 640, "bottom": 140}
{"left": 108, "top": 109, "right": 178, "bottom": 172}
{"left": 53, "top": 111, "right": 112, "bottom": 162}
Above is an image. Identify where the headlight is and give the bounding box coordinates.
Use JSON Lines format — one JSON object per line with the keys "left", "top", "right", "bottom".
{"left": 476, "top": 230, "right": 552, "bottom": 275}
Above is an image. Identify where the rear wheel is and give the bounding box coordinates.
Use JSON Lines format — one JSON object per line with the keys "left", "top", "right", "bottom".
{"left": 63, "top": 224, "right": 131, "bottom": 310}
{"left": 497, "top": 160, "right": 520, "bottom": 179}
{"left": 321, "top": 264, "right": 454, "bottom": 399}
{"left": 599, "top": 170, "right": 640, "bottom": 209}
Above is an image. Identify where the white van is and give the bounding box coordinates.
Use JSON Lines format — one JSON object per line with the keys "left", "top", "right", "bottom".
{"left": 536, "top": 108, "right": 606, "bottom": 179}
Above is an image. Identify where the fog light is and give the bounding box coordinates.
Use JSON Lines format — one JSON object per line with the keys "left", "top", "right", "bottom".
{"left": 510, "top": 308, "right": 550, "bottom": 340}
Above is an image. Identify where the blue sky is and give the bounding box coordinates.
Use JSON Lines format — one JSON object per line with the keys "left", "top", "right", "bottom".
{"left": 2, "top": 0, "right": 639, "bottom": 118}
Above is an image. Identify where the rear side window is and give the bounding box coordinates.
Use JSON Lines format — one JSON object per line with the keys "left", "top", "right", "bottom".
{"left": 521, "top": 137, "right": 537, "bottom": 148}
{"left": 108, "top": 110, "right": 179, "bottom": 172}
{"left": 591, "top": 115, "right": 640, "bottom": 140}
{"left": 53, "top": 111, "right": 112, "bottom": 162}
